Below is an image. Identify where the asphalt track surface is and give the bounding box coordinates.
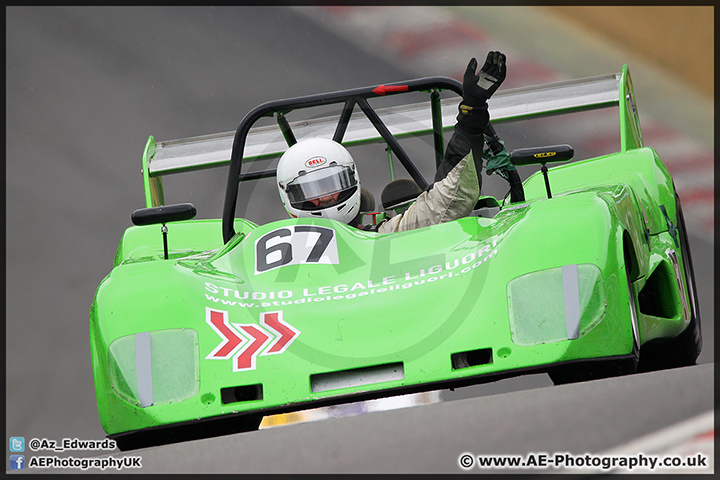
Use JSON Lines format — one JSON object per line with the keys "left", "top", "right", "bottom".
{"left": 6, "top": 6, "right": 714, "bottom": 474}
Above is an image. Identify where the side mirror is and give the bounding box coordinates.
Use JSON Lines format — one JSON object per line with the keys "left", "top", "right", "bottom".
{"left": 131, "top": 203, "right": 197, "bottom": 226}
{"left": 510, "top": 144, "right": 574, "bottom": 167}
{"left": 130, "top": 203, "right": 197, "bottom": 260}
{"left": 509, "top": 145, "right": 574, "bottom": 200}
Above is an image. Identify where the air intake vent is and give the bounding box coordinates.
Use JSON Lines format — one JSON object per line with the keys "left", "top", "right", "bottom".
{"left": 221, "top": 384, "right": 263, "bottom": 405}
{"left": 451, "top": 348, "right": 492, "bottom": 370}
{"left": 311, "top": 362, "right": 404, "bottom": 393}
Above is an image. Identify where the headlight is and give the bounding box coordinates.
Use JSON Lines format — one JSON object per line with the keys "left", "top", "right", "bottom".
{"left": 108, "top": 329, "right": 199, "bottom": 407}
{"left": 507, "top": 264, "right": 606, "bottom": 346}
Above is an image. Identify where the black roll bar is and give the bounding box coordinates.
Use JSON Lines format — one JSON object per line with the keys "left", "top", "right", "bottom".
{"left": 222, "top": 77, "right": 464, "bottom": 243}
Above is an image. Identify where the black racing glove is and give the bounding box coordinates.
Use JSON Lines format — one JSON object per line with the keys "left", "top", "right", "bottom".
{"left": 457, "top": 51, "right": 507, "bottom": 135}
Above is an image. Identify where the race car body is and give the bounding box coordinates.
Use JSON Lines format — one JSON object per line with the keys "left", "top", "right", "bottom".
{"left": 90, "top": 66, "right": 700, "bottom": 450}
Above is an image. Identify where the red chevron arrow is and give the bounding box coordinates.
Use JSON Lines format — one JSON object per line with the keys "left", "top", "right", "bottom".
{"left": 206, "top": 309, "right": 301, "bottom": 371}
{"left": 372, "top": 84, "right": 409, "bottom": 96}
{"left": 205, "top": 308, "right": 244, "bottom": 359}
{"left": 261, "top": 311, "right": 300, "bottom": 354}
{"left": 233, "top": 324, "right": 272, "bottom": 371}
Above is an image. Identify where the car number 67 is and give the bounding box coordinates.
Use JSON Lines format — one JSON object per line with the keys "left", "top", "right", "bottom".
{"left": 255, "top": 225, "right": 339, "bottom": 273}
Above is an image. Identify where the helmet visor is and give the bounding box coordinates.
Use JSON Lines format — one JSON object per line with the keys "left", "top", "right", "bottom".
{"left": 285, "top": 165, "right": 358, "bottom": 210}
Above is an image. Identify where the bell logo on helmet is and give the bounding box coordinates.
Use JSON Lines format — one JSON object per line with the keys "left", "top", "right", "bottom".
{"left": 304, "top": 156, "right": 327, "bottom": 168}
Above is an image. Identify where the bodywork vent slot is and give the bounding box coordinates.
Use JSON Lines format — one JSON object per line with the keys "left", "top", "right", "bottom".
{"left": 311, "top": 362, "right": 404, "bottom": 393}
{"left": 451, "top": 348, "right": 493, "bottom": 370}
{"left": 221, "top": 383, "right": 263, "bottom": 404}
{"left": 638, "top": 261, "right": 678, "bottom": 319}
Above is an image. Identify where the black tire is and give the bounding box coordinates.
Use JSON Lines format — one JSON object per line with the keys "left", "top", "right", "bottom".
{"left": 637, "top": 194, "right": 702, "bottom": 371}
{"left": 548, "top": 256, "right": 639, "bottom": 385}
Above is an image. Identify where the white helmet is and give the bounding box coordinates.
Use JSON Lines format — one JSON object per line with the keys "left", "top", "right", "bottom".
{"left": 276, "top": 138, "right": 361, "bottom": 224}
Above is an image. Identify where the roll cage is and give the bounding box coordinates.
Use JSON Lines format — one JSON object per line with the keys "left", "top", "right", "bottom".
{"left": 222, "top": 77, "right": 464, "bottom": 242}
{"left": 139, "top": 67, "right": 638, "bottom": 245}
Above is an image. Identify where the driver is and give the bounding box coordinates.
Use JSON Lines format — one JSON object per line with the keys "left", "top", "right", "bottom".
{"left": 276, "top": 51, "right": 507, "bottom": 233}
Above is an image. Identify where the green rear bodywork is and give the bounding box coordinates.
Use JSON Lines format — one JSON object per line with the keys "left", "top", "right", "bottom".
{"left": 90, "top": 66, "right": 693, "bottom": 441}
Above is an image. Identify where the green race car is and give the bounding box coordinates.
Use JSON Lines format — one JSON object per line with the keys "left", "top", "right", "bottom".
{"left": 90, "top": 66, "right": 701, "bottom": 450}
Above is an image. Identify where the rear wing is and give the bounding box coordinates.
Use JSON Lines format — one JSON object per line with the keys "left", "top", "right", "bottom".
{"left": 141, "top": 65, "right": 642, "bottom": 216}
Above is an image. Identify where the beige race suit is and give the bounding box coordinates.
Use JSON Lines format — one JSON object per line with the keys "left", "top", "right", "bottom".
{"left": 360, "top": 125, "right": 483, "bottom": 233}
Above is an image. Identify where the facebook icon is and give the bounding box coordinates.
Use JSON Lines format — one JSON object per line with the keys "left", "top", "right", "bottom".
{"left": 9, "top": 455, "right": 25, "bottom": 470}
